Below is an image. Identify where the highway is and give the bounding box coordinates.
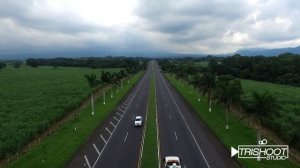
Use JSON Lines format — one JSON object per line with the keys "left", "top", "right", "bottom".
{"left": 154, "top": 62, "right": 240, "bottom": 168}
{"left": 67, "top": 61, "right": 240, "bottom": 168}
{"left": 66, "top": 62, "right": 153, "bottom": 168}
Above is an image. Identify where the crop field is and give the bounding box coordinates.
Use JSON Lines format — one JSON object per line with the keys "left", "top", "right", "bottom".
{"left": 0, "top": 65, "right": 120, "bottom": 159}
{"left": 241, "top": 79, "right": 300, "bottom": 113}
{"left": 241, "top": 79, "right": 300, "bottom": 142}
{"left": 8, "top": 72, "right": 142, "bottom": 168}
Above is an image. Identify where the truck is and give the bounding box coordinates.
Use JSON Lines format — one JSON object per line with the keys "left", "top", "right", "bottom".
{"left": 164, "top": 156, "right": 181, "bottom": 168}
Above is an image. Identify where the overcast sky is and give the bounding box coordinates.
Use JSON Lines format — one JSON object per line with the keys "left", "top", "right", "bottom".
{"left": 0, "top": 0, "right": 300, "bottom": 58}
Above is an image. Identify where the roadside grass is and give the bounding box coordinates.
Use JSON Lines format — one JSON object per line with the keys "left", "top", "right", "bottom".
{"left": 8, "top": 72, "right": 142, "bottom": 168}
{"left": 166, "top": 74, "right": 298, "bottom": 168}
{"left": 141, "top": 73, "right": 158, "bottom": 168}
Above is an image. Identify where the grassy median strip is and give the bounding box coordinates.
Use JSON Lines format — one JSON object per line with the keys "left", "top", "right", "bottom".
{"left": 141, "top": 73, "right": 158, "bottom": 168}
{"left": 8, "top": 73, "right": 142, "bottom": 168}
{"left": 166, "top": 74, "right": 298, "bottom": 168}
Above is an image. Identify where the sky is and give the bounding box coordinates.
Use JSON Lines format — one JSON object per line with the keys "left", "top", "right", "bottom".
{"left": 0, "top": 0, "right": 300, "bottom": 58}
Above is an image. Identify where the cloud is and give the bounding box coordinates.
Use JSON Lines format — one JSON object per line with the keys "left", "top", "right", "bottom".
{"left": 0, "top": 0, "right": 300, "bottom": 58}
{"left": 134, "top": 0, "right": 300, "bottom": 53}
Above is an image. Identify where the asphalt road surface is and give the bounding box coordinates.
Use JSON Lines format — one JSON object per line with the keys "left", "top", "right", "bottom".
{"left": 154, "top": 62, "right": 240, "bottom": 168}
{"left": 66, "top": 62, "right": 153, "bottom": 168}
{"left": 67, "top": 61, "right": 240, "bottom": 168}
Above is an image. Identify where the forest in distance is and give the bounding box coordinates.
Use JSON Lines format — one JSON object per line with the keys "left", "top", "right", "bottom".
{"left": 159, "top": 52, "right": 300, "bottom": 87}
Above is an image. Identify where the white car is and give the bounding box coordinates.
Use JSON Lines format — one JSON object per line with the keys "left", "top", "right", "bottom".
{"left": 134, "top": 116, "right": 143, "bottom": 127}
{"left": 164, "top": 156, "right": 181, "bottom": 168}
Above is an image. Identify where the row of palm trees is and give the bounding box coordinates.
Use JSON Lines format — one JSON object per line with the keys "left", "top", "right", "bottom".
{"left": 186, "top": 72, "right": 280, "bottom": 150}
{"left": 190, "top": 73, "right": 243, "bottom": 130}
{"left": 84, "top": 70, "right": 129, "bottom": 116}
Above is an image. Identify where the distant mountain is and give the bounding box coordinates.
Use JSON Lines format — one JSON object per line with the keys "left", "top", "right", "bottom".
{"left": 235, "top": 46, "right": 300, "bottom": 56}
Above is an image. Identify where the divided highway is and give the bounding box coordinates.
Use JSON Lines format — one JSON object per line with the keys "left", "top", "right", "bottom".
{"left": 66, "top": 62, "right": 153, "bottom": 168}
{"left": 154, "top": 62, "right": 240, "bottom": 168}
{"left": 67, "top": 61, "right": 240, "bottom": 168}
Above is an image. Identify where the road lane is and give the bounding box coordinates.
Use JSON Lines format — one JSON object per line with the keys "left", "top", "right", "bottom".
{"left": 66, "top": 62, "right": 153, "bottom": 168}
{"left": 154, "top": 62, "right": 240, "bottom": 168}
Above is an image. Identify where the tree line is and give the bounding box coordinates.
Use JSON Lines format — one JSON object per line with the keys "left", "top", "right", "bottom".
{"left": 159, "top": 59, "right": 300, "bottom": 150}
{"left": 25, "top": 56, "right": 148, "bottom": 70}
{"left": 210, "top": 53, "right": 300, "bottom": 87}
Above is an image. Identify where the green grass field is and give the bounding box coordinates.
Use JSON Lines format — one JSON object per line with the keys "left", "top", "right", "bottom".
{"left": 141, "top": 72, "right": 158, "bottom": 168}
{"left": 8, "top": 71, "right": 142, "bottom": 168}
{"left": 241, "top": 79, "right": 300, "bottom": 143}
{"left": 166, "top": 74, "right": 298, "bottom": 168}
{"left": 242, "top": 79, "right": 300, "bottom": 112}
{"left": 0, "top": 65, "right": 120, "bottom": 159}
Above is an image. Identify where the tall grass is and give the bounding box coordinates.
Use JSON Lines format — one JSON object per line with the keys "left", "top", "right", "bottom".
{"left": 8, "top": 71, "right": 142, "bottom": 168}
{"left": 0, "top": 66, "right": 120, "bottom": 159}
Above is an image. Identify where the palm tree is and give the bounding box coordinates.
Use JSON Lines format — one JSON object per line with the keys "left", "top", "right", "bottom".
{"left": 214, "top": 75, "right": 242, "bottom": 129}
{"left": 115, "top": 72, "right": 123, "bottom": 93}
{"left": 119, "top": 70, "right": 128, "bottom": 89}
{"left": 84, "top": 74, "right": 99, "bottom": 116}
{"left": 109, "top": 73, "right": 116, "bottom": 98}
{"left": 251, "top": 91, "right": 279, "bottom": 147}
{"left": 199, "top": 73, "right": 216, "bottom": 112}
{"left": 101, "top": 71, "right": 114, "bottom": 98}
{"left": 189, "top": 74, "right": 202, "bottom": 102}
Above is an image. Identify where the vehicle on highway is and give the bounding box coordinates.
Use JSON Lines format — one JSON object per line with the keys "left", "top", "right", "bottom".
{"left": 164, "top": 156, "right": 181, "bottom": 168}
{"left": 134, "top": 116, "right": 143, "bottom": 127}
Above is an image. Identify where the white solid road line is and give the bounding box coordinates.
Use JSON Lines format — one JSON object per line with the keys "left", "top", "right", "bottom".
{"left": 124, "top": 132, "right": 129, "bottom": 142}
{"left": 93, "top": 144, "right": 100, "bottom": 155}
{"left": 174, "top": 131, "right": 178, "bottom": 140}
{"left": 100, "top": 134, "right": 107, "bottom": 144}
{"left": 155, "top": 73, "right": 161, "bottom": 168}
{"left": 169, "top": 114, "right": 171, "bottom": 120}
{"left": 84, "top": 155, "right": 91, "bottom": 168}
{"left": 105, "top": 127, "right": 112, "bottom": 135}
{"left": 159, "top": 72, "right": 211, "bottom": 168}
{"left": 110, "top": 121, "right": 116, "bottom": 128}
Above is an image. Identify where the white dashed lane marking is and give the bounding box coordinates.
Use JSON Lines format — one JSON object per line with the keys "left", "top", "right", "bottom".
{"left": 93, "top": 144, "right": 100, "bottom": 155}
{"left": 124, "top": 132, "right": 129, "bottom": 143}
{"left": 100, "top": 134, "right": 107, "bottom": 144}
{"left": 105, "top": 127, "right": 112, "bottom": 135}
{"left": 84, "top": 155, "right": 91, "bottom": 168}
